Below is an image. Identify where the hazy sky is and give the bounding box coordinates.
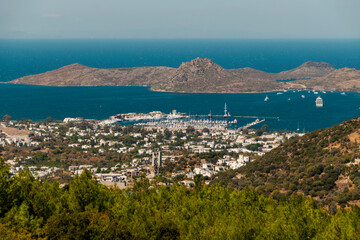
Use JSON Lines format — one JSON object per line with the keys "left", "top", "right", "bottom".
{"left": 1, "top": 0, "right": 359, "bottom": 38}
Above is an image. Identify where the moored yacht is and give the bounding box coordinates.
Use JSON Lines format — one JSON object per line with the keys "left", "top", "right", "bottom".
{"left": 316, "top": 96, "right": 323, "bottom": 107}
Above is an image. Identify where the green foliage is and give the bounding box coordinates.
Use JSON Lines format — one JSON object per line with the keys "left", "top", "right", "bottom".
{"left": 1, "top": 159, "right": 360, "bottom": 239}
{"left": 45, "top": 117, "right": 53, "bottom": 124}
{"left": 28, "top": 153, "right": 50, "bottom": 164}
{"left": 246, "top": 143, "right": 262, "bottom": 151}
{"left": 197, "top": 151, "right": 226, "bottom": 164}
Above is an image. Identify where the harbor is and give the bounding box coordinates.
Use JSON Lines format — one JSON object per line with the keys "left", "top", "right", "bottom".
{"left": 109, "top": 104, "right": 274, "bottom": 130}
{"left": 132, "top": 117, "right": 265, "bottom": 130}
{"left": 1, "top": 82, "right": 357, "bottom": 132}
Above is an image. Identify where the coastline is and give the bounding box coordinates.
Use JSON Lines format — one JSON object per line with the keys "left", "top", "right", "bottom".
{"left": 6, "top": 81, "right": 358, "bottom": 94}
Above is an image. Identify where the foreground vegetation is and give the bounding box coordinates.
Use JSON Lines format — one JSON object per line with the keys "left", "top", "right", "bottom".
{"left": 1, "top": 160, "right": 360, "bottom": 239}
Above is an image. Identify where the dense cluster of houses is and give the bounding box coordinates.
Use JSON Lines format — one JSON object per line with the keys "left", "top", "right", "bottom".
{"left": 1, "top": 118, "right": 304, "bottom": 188}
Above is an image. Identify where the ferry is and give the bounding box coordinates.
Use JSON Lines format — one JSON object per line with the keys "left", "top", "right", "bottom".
{"left": 316, "top": 96, "right": 323, "bottom": 107}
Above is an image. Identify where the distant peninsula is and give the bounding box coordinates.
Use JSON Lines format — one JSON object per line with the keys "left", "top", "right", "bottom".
{"left": 9, "top": 58, "right": 360, "bottom": 93}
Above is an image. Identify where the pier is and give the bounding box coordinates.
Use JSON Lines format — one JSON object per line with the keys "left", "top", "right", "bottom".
{"left": 189, "top": 103, "right": 280, "bottom": 120}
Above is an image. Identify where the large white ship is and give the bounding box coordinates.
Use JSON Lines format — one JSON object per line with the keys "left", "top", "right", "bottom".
{"left": 316, "top": 96, "right": 323, "bottom": 107}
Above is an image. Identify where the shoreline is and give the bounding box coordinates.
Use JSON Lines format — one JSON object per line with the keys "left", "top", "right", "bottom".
{"left": 5, "top": 82, "right": 358, "bottom": 94}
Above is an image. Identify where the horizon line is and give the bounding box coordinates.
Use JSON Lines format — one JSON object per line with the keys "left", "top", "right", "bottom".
{"left": 0, "top": 37, "right": 360, "bottom": 40}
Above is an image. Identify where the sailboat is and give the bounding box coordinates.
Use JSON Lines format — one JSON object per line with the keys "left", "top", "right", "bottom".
{"left": 264, "top": 96, "right": 269, "bottom": 101}
{"left": 297, "top": 121, "right": 300, "bottom": 132}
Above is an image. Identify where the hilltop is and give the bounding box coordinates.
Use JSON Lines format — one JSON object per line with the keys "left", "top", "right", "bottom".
{"left": 213, "top": 117, "right": 360, "bottom": 207}
{"left": 10, "top": 58, "right": 360, "bottom": 93}
{"left": 277, "top": 61, "right": 335, "bottom": 79}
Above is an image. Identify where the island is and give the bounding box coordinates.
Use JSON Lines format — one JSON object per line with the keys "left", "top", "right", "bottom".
{"left": 9, "top": 58, "right": 360, "bottom": 93}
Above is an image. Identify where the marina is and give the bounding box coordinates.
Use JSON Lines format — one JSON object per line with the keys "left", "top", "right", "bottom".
{"left": 111, "top": 103, "right": 277, "bottom": 130}
{"left": 133, "top": 118, "right": 263, "bottom": 130}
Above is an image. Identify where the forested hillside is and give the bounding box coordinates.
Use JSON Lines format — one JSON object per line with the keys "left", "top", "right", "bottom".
{"left": 1, "top": 159, "right": 360, "bottom": 239}
{"left": 213, "top": 117, "right": 360, "bottom": 208}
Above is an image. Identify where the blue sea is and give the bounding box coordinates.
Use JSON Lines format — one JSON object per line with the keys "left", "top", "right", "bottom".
{"left": 0, "top": 39, "right": 360, "bottom": 131}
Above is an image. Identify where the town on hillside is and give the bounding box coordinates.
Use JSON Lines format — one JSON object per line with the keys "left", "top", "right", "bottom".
{"left": 0, "top": 112, "right": 304, "bottom": 188}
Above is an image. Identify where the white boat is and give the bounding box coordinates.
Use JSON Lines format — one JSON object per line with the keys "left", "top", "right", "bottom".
{"left": 301, "top": 95, "right": 305, "bottom": 98}
{"left": 341, "top": 92, "right": 346, "bottom": 95}
{"left": 288, "top": 98, "right": 291, "bottom": 101}
{"left": 314, "top": 91, "right": 319, "bottom": 95}
{"left": 316, "top": 96, "right": 323, "bottom": 107}
{"left": 277, "top": 92, "right": 283, "bottom": 95}
{"left": 264, "top": 96, "right": 269, "bottom": 101}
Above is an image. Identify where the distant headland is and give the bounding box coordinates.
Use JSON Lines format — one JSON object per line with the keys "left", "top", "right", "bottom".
{"left": 9, "top": 58, "right": 360, "bottom": 93}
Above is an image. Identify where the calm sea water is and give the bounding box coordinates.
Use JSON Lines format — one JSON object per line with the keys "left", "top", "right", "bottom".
{"left": 0, "top": 39, "right": 360, "bottom": 131}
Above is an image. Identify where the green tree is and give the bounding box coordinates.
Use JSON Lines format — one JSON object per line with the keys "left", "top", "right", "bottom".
{"left": 45, "top": 117, "right": 53, "bottom": 124}
{"left": 186, "top": 126, "right": 195, "bottom": 134}
{"left": 261, "top": 124, "right": 269, "bottom": 133}
{"left": 2, "top": 114, "right": 11, "bottom": 122}
{"left": 164, "top": 128, "right": 172, "bottom": 139}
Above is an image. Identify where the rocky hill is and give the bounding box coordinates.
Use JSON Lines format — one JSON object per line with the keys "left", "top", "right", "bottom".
{"left": 297, "top": 67, "right": 360, "bottom": 91}
{"left": 277, "top": 61, "right": 336, "bottom": 79}
{"left": 10, "top": 63, "right": 175, "bottom": 87}
{"left": 9, "top": 58, "right": 360, "bottom": 93}
{"left": 213, "top": 117, "right": 360, "bottom": 207}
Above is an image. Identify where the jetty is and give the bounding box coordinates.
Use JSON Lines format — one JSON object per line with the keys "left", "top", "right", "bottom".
{"left": 241, "top": 119, "right": 266, "bottom": 129}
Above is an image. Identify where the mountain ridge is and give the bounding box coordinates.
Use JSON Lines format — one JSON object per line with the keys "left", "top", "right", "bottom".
{"left": 9, "top": 58, "right": 360, "bottom": 93}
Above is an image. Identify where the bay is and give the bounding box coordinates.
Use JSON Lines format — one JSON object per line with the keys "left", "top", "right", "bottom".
{"left": 1, "top": 39, "right": 360, "bottom": 131}
{"left": 0, "top": 84, "right": 359, "bottom": 132}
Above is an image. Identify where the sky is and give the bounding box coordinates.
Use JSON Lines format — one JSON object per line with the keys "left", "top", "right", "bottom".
{"left": 0, "top": 0, "right": 359, "bottom": 39}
